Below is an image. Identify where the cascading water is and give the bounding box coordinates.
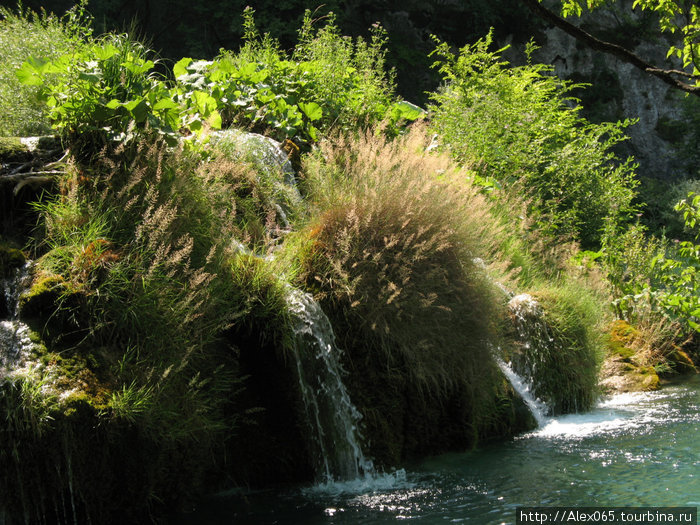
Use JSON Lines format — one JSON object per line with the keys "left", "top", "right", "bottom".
{"left": 490, "top": 293, "right": 557, "bottom": 426}
{"left": 495, "top": 357, "right": 549, "bottom": 426}
{"left": 286, "top": 288, "right": 374, "bottom": 483}
{"left": 1, "top": 262, "right": 34, "bottom": 376}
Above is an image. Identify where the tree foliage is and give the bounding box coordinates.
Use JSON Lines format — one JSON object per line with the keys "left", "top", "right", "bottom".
{"left": 527, "top": 0, "right": 700, "bottom": 95}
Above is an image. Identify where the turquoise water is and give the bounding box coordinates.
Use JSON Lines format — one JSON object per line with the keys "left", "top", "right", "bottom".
{"left": 178, "top": 376, "right": 700, "bottom": 524}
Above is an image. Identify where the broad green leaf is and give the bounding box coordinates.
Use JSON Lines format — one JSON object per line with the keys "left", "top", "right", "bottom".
{"left": 192, "top": 90, "right": 218, "bottom": 115}
{"left": 153, "top": 99, "right": 179, "bottom": 111}
{"left": 123, "top": 60, "right": 154, "bottom": 75}
{"left": 125, "top": 98, "right": 149, "bottom": 123}
{"left": 173, "top": 57, "right": 193, "bottom": 78}
{"left": 207, "top": 110, "right": 222, "bottom": 130}
{"left": 298, "top": 101, "right": 323, "bottom": 121}
{"left": 15, "top": 58, "right": 48, "bottom": 86}
{"left": 78, "top": 72, "right": 102, "bottom": 84}
{"left": 307, "top": 125, "right": 318, "bottom": 142}
{"left": 93, "top": 44, "right": 119, "bottom": 61}
{"left": 391, "top": 100, "right": 425, "bottom": 121}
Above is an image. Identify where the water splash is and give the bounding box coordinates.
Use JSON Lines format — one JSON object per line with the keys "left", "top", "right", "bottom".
{"left": 286, "top": 288, "right": 374, "bottom": 482}
{"left": 303, "top": 469, "right": 412, "bottom": 497}
{"left": 506, "top": 293, "right": 561, "bottom": 409}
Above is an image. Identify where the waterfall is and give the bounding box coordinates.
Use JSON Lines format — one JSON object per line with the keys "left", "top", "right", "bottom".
{"left": 491, "top": 293, "right": 557, "bottom": 426}
{"left": 495, "top": 357, "right": 549, "bottom": 426}
{"left": 1, "top": 262, "right": 34, "bottom": 377}
{"left": 474, "top": 261, "right": 552, "bottom": 425}
{"left": 286, "top": 288, "right": 374, "bottom": 483}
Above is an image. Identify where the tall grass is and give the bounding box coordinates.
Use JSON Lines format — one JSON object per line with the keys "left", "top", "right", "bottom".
{"left": 0, "top": 3, "right": 82, "bottom": 136}
{"left": 300, "top": 126, "right": 506, "bottom": 418}
{"left": 3, "top": 129, "right": 312, "bottom": 519}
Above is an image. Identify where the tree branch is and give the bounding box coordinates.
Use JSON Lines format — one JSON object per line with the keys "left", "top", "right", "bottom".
{"left": 519, "top": 0, "right": 700, "bottom": 96}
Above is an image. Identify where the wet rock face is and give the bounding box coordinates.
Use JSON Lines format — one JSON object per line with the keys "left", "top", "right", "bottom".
{"left": 503, "top": 2, "right": 698, "bottom": 181}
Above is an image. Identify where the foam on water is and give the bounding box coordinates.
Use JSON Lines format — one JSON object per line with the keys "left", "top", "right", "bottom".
{"left": 524, "top": 387, "right": 689, "bottom": 440}
{"left": 303, "top": 469, "right": 412, "bottom": 497}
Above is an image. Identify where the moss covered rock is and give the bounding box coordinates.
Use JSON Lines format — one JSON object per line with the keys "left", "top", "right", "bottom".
{"left": 599, "top": 320, "right": 661, "bottom": 393}
{"left": 507, "top": 290, "right": 603, "bottom": 415}
{"left": 664, "top": 347, "right": 697, "bottom": 375}
{"left": 0, "top": 137, "right": 30, "bottom": 163}
{"left": 18, "top": 272, "right": 89, "bottom": 345}
{"left": 0, "top": 242, "right": 25, "bottom": 278}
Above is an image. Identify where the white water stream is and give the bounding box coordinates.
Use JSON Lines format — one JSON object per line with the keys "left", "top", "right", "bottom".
{"left": 286, "top": 289, "right": 375, "bottom": 483}
{"left": 1, "top": 262, "right": 34, "bottom": 377}
{"left": 495, "top": 357, "right": 550, "bottom": 426}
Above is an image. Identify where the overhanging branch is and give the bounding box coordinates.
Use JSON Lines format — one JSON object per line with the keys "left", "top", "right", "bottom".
{"left": 519, "top": 0, "right": 700, "bottom": 96}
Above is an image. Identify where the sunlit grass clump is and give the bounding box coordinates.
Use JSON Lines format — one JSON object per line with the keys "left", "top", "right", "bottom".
{"left": 295, "top": 127, "right": 530, "bottom": 461}
{"left": 302, "top": 128, "right": 502, "bottom": 391}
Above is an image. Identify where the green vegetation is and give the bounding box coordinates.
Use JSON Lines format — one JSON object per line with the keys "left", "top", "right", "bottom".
{"left": 0, "top": 3, "right": 81, "bottom": 136}
{"left": 15, "top": 6, "right": 420, "bottom": 151}
{"left": 429, "top": 33, "right": 638, "bottom": 247}
{"left": 301, "top": 129, "right": 502, "bottom": 393}
{"left": 297, "top": 128, "right": 537, "bottom": 462}
{"left": 511, "top": 285, "right": 605, "bottom": 413}
{"left": 0, "top": 241, "right": 26, "bottom": 277}
{"left": 1, "top": 2, "right": 698, "bottom": 522}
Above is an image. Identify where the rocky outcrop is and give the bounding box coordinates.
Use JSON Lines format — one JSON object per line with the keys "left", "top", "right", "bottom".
{"left": 503, "top": 1, "right": 698, "bottom": 181}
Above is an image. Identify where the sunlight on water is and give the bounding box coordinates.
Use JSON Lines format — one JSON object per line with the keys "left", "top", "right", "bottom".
{"left": 177, "top": 377, "right": 700, "bottom": 524}
{"left": 524, "top": 385, "right": 699, "bottom": 440}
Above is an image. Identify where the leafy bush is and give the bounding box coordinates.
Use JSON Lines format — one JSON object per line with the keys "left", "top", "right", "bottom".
{"left": 596, "top": 200, "right": 699, "bottom": 369}
{"left": 173, "top": 8, "right": 421, "bottom": 146}
{"left": 17, "top": 34, "right": 191, "bottom": 147}
{"left": 0, "top": 3, "right": 80, "bottom": 136}
{"left": 428, "top": 32, "right": 638, "bottom": 247}
{"left": 652, "top": 193, "right": 700, "bottom": 333}
{"left": 16, "top": 6, "right": 420, "bottom": 151}
{"left": 653, "top": 178, "right": 700, "bottom": 239}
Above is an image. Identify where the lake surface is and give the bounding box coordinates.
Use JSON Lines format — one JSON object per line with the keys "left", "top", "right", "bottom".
{"left": 176, "top": 375, "right": 700, "bottom": 524}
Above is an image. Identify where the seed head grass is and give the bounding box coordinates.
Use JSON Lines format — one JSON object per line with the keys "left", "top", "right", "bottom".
{"left": 300, "top": 127, "right": 507, "bottom": 412}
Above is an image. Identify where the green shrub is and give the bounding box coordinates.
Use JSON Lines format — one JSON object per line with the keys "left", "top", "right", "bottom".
{"left": 428, "top": 32, "right": 638, "bottom": 247}
{"left": 652, "top": 193, "right": 700, "bottom": 334}
{"left": 17, "top": 33, "right": 187, "bottom": 149}
{"left": 600, "top": 222, "right": 667, "bottom": 316}
{"left": 654, "top": 178, "right": 700, "bottom": 239}
{"left": 173, "top": 8, "right": 420, "bottom": 147}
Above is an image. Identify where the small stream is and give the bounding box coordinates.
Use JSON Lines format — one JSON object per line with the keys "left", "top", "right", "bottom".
{"left": 174, "top": 375, "right": 700, "bottom": 524}
{"left": 1, "top": 262, "right": 34, "bottom": 376}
